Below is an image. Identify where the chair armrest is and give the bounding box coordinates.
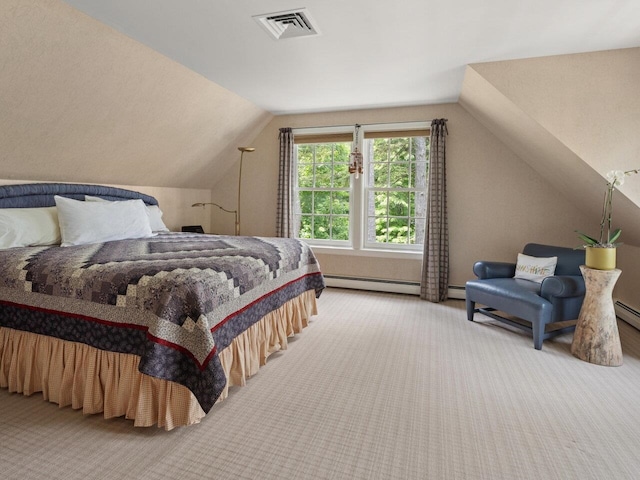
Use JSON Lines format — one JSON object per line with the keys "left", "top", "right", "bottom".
{"left": 540, "top": 275, "right": 586, "bottom": 300}
{"left": 473, "top": 261, "right": 516, "bottom": 279}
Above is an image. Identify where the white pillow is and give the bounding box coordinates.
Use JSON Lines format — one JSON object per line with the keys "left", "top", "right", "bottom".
{"left": 55, "top": 195, "right": 153, "bottom": 246}
{"left": 145, "top": 205, "right": 170, "bottom": 232}
{"left": 85, "top": 195, "right": 169, "bottom": 232}
{"left": 514, "top": 253, "right": 558, "bottom": 283}
{"left": 0, "top": 207, "right": 61, "bottom": 249}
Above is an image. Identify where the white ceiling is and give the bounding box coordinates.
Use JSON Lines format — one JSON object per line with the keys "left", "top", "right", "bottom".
{"left": 63, "top": 0, "right": 640, "bottom": 115}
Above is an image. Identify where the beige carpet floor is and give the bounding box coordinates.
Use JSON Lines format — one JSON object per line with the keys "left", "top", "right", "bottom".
{"left": 2, "top": 287, "right": 640, "bottom": 479}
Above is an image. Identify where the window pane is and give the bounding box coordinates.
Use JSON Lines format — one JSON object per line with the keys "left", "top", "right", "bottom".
{"left": 332, "top": 216, "right": 350, "bottom": 240}
{"left": 412, "top": 137, "right": 430, "bottom": 161}
{"left": 389, "top": 137, "right": 409, "bottom": 162}
{"left": 314, "top": 191, "right": 331, "bottom": 214}
{"left": 315, "top": 144, "right": 332, "bottom": 163}
{"left": 410, "top": 161, "right": 428, "bottom": 188}
{"left": 314, "top": 215, "right": 330, "bottom": 239}
{"left": 389, "top": 191, "right": 409, "bottom": 217}
{"left": 367, "top": 215, "right": 377, "bottom": 242}
{"left": 375, "top": 216, "right": 389, "bottom": 243}
{"left": 298, "top": 162, "right": 314, "bottom": 188}
{"left": 411, "top": 191, "right": 427, "bottom": 218}
{"left": 373, "top": 162, "right": 389, "bottom": 187}
{"left": 298, "top": 215, "right": 312, "bottom": 239}
{"left": 314, "top": 164, "right": 331, "bottom": 187}
{"left": 334, "top": 143, "right": 351, "bottom": 163}
{"left": 389, "top": 162, "right": 409, "bottom": 187}
{"left": 407, "top": 219, "right": 415, "bottom": 244}
{"left": 364, "top": 132, "right": 428, "bottom": 246}
{"left": 372, "top": 139, "right": 389, "bottom": 162}
{"left": 332, "top": 191, "right": 350, "bottom": 215}
{"left": 297, "top": 145, "right": 313, "bottom": 163}
{"left": 374, "top": 191, "right": 388, "bottom": 216}
{"left": 387, "top": 218, "right": 409, "bottom": 244}
{"left": 294, "top": 139, "right": 353, "bottom": 243}
{"left": 333, "top": 164, "right": 350, "bottom": 188}
{"left": 299, "top": 190, "right": 313, "bottom": 214}
{"left": 411, "top": 137, "right": 429, "bottom": 187}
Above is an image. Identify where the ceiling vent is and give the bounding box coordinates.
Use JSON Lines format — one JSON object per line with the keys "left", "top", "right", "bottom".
{"left": 253, "top": 8, "right": 320, "bottom": 40}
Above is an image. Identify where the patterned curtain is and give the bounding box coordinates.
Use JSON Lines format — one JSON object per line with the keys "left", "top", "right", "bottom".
{"left": 421, "top": 119, "right": 449, "bottom": 302}
{"left": 276, "top": 128, "right": 295, "bottom": 238}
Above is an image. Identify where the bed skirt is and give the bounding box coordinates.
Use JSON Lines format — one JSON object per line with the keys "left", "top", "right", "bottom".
{"left": 0, "top": 289, "right": 318, "bottom": 430}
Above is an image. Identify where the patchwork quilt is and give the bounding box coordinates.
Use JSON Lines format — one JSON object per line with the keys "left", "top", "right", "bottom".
{"left": 0, "top": 232, "right": 325, "bottom": 412}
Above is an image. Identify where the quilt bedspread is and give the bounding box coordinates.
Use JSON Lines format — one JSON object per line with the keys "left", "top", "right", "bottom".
{"left": 0, "top": 232, "right": 325, "bottom": 412}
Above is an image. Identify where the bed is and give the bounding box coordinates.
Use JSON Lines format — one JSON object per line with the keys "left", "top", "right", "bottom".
{"left": 0, "top": 183, "right": 324, "bottom": 429}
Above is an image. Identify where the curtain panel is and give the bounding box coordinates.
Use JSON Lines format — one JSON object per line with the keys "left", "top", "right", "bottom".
{"left": 276, "top": 128, "right": 295, "bottom": 238}
{"left": 421, "top": 119, "right": 449, "bottom": 302}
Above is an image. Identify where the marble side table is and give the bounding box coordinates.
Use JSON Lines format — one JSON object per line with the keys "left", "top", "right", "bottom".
{"left": 571, "top": 266, "right": 622, "bottom": 366}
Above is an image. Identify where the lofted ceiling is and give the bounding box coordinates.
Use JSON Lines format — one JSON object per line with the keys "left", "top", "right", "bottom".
{"left": 62, "top": 0, "right": 640, "bottom": 115}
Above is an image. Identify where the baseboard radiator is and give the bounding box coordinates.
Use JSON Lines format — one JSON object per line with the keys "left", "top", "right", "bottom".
{"left": 322, "top": 275, "right": 466, "bottom": 299}
{"left": 615, "top": 300, "right": 640, "bottom": 331}
{"left": 323, "top": 276, "right": 640, "bottom": 329}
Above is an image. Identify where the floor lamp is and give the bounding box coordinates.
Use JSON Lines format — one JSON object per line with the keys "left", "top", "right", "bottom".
{"left": 236, "top": 146, "right": 255, "bottom": 235}
{"left": 191, "top": 146, "right": 255, "bottom": 236}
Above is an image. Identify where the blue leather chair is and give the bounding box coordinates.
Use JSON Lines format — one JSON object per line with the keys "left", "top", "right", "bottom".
{"left": 465, "top": 244, "right": 586, "bottom": 350}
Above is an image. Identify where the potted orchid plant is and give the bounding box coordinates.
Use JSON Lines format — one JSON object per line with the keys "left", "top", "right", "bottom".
{"left": 576, "top": 168, "right": 640, "bottom": 270}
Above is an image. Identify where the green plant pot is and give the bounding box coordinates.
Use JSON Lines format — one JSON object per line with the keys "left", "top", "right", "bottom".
{"left": 585, "top": 246, "right": 617, "bottom": 270}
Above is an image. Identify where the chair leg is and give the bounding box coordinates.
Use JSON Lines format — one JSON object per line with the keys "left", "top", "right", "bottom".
{"left": 466, "top": 299, "right": 475, "bottom": 321}
{"left": 532, "top": 320, "right": 545, "bottom": 350}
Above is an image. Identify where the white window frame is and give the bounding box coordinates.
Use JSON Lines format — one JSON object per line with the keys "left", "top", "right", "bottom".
{"left": 293, "top": 122, "right": 429, "bottom": 256}
{"left": 294, "top": 125, "right": 354, "bottom": 248}
{"left": 360, "top": 122, "right": 429, "bottom": 252}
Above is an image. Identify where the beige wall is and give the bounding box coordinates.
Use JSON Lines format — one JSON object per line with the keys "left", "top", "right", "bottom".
{"left": 467, "top": 48, "right": 640, "bottom": 244}
{"left": 471, "top": 48, "right": 640, "bottom": 186}
{"left": 212, "top": 103, "right": 591, "bottom": 287}
{"left": 0, "top": 0, "right": 272, "bottom": 190}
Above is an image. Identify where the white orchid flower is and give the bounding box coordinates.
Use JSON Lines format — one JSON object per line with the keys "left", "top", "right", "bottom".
{"left": 578, "top": 168, "right": 640, "bottom": 247}
{"left": 606, "top": 170, "right": 626, "bottom": 187}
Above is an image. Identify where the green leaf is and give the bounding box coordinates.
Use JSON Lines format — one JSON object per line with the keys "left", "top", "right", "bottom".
{"left": 575, "top": 230, "right": 599, "bottom": 245}
{"left": 608, "top": 228, "right": 622, "bottom": 244}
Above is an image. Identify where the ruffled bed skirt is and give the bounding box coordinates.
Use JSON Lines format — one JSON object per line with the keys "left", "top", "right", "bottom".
{"left": 0, "top": 289, "right": 317, "bottom": 430}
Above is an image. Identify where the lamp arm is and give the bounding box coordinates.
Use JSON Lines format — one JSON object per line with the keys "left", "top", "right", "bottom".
{"left": 191, "top": 202, "right": 237, "bottom": 215}
{"left": 191, "top": 202, "right": 239, "bottom": 235}
{"left": 212, "top": 202, "right": 237, "bottom": 215}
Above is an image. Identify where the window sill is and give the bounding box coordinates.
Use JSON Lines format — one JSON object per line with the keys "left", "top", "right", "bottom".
{"left": 307, "top": 245, "right": 423, "bottom": 260}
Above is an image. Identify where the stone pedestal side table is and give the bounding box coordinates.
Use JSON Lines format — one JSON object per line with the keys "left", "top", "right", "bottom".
{"left": 571, "top": 266, "right": 622, "bottom": 366}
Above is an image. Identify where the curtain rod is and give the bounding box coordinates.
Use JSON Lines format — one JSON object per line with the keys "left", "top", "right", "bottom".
{"left": 292, "top": 119, "right": 447, "bottom": 131}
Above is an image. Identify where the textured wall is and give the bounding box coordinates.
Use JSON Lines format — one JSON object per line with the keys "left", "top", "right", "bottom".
{"left": 212, "top": 103, "right": 591, "bottom": 287}
{"left": 0, "top": 0, "right": 272, "bottom": 190}
{"left": 462, "top": 48, "right": 640, "bottom": 246}
{"left": 470, "top": 48, "right": 640, "bottom": 179}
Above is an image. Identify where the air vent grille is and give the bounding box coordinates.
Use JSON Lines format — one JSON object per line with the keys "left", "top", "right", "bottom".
{"left": 253, "top": 8, "right": 319, "bottom": 40}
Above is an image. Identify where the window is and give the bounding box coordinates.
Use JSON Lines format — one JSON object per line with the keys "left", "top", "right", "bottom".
{"left": 294, "top": 123, "right": 429, "bottom": 252}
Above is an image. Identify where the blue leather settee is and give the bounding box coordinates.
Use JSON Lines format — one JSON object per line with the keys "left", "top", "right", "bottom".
{"left": 465, "top": 244, "right": 586, "bottom": 350}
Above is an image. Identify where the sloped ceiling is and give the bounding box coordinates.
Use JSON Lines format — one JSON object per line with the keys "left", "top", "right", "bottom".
{"left": 60, "top": 0, "right": 640, "bottom": 114}
{"left": 0, "top": 0, "right": 272, "bottom": 189}
{"left": 459, "top": 48, "right": 640, "bottom": 247}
